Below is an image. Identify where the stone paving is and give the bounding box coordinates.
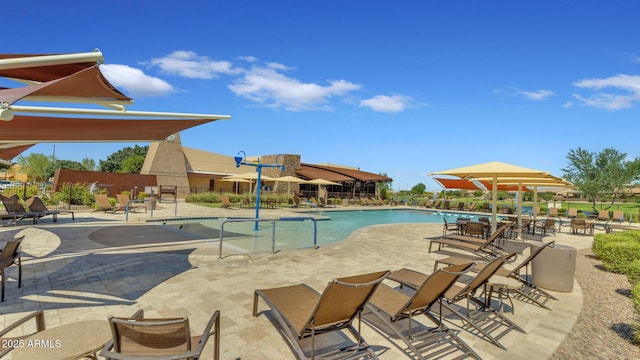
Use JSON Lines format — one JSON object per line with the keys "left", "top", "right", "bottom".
{"left": 0, "top": 200, "right": 599, "bottom": 359}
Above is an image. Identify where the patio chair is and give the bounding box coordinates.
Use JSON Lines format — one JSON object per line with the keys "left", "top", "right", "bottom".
{"left": 570, "top": 219, "right": 591, "bottom": 235}
{"left": 389, "top": 255, "right": 524, "bottom": 350}
{"left": 597, "top": 210, "right": 610, "bottom": 221}
{"left": 566, "top": 208, "right": 578, "bottom": 219}
{"left": 442, "top": 217, "right": 459, "bottom": 237}
{"left": 434, "top": 200, "right": 442, "bottom": 209}
{"left": 101, "top": 309, "right": 220, "bottom": 360}
{"left": 429, "top": 223, "right": 511, "bottom": 258}
{"left": 534, "top": 218, "right": 556, "bottom": 237}
{"left": 1, "top": 235, "right": 25, "bottom": 302}
{"left": 116, "top": 194, "right": 145, "bottom": 213}
{"left": 435, "top": 241, "right": 557, "bottom": 311}
{"left": 547, "top": 207, "right": 559, "bottom": 218}
{"left": 24, "top": 196, "right": 75, "bottom": 222}
{"left": 363, "top": 263, "right": 481, "bottom": 359}
{"left": 0, "top": 194, "right": 40, "bottom": 224}
{"left": 467, "top": 202, "right": 477, "bottom": 212}
{"left": 612, "top": 210, "right": 625, "bottom": 223}
{"left": 253, "top": 270, "right": 390, "bottom": 360}
{"left": 0, "top": 310, "right": 46, "bottom": 357}
{"left": 456, "top": 202, "right": 465, "bottom": 211}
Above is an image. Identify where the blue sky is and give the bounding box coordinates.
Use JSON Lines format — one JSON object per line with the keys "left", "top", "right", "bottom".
{"left": 5, "top": 1, "right": 640, "bottom": 191}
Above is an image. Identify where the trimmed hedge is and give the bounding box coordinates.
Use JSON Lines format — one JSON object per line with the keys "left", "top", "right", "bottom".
{"left": 592, "top": 230, "right": 640, "bottom": 344}
{"left": 592, "top": 231, "right": 640, "bottom": 274}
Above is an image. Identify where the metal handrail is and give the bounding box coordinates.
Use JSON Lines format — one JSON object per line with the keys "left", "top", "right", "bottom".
{"left": 219, "top": 217, "right": 318, "bottom": 259}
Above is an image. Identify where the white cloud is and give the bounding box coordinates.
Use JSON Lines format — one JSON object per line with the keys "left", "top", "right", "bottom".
{"left": 100, "top": 64, "right": 173, "bottom": 98}
{"left": 359, "top": 95, "right": 414, "bottom": 113}
{"left": 229, "top": 64, "right": 361, "bottom": 111}
{"left": 148, "top": 50, "right": 242, "bottom": 79}
{"left": 516, "top": 89, "right": 554, "bottom": 101}
{"left": 572, "top": 74, "right": 640, "bottom": 110}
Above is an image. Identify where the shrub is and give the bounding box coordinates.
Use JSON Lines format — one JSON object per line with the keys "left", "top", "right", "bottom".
{"left": 54, "top": 183, "right": 96, "bottom": 206}
{"left": 633, "top": 282, "right": 640, "bottom": 344}
{"left": 628, "top": 259, "right": 640, "bottom": 285}
{"left": 592, "top": 231, "right": 640, "bottom": 274}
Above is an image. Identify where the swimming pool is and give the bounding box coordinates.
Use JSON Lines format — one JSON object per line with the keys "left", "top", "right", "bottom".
{"left": 159, "top": 209, "right": 500, "bottom": 253}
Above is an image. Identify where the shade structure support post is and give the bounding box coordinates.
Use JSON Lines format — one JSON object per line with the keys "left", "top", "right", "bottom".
{"left": 492, "top": 175, "right": 498, "bottom": 234}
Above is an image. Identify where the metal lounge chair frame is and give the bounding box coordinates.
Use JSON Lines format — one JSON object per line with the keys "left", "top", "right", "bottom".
{"left": 436, "top": 241, "right": 558, "bottom": 310}
{"left": 0, "top": 194, "right": 42, "bottom": 224}
{"left": 363, "top": 263, "right": 481, "bottom": 359}
{"left": 388, "top": 255, "right": 524, "bottom": 350}
{"left": 253, "top": 270, "right": 390, "bottom": 360}
{"left": 0, "top": 310, "right": 46, "bottom": 356}
{"left": 101, "top": 309, "right": 220, "bottom": 360}
{"left": 24, "top": 196, "right": 75, "bottom": 222}
{"left": 429, "top": 223, "right": 511, "bottom": 257}
{"left": 1, "top": 235, "right": 25, "bottom": 302}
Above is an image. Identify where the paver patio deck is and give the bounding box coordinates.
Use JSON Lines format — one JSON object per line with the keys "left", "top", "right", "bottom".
{"left": 0, "top": 200, "right": 599, "bottom": 359}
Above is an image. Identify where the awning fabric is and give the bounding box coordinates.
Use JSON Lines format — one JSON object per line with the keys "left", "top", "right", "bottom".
{"left": 0, "top": 65, "right": 131, "bottom": 105}
{"left": 0, "top": 144, "right": 34, "bottom": 161}
{"left": 0, "top": 115, "right": 216, "bottom": 142}
{"left": 433, "top": 178, "right": 482, "bottom": 190}
{"left": 478, "top": 180, "right": 531, "bottom": 192}
{"left": 0, "top": 53, "right": 96, "bottom": 82}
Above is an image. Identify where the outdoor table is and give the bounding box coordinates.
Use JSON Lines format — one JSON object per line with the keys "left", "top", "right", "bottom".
{"left": 11, "top": 319, "right": 111, "bottom": 360}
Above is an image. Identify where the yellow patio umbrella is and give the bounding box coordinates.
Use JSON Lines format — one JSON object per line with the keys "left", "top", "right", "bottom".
{"left": 223, "top": 172, "right": 275, "bottom": 195}
{"left": 302, "top": 178, "right": 342, "bottom": 198}
{"left": 273, "top": 175, "right": 305, "bottom": 196}
{"left": 430, "top": 161, "right": 551, "bottom": 233}
{"left": 220, "top": 177, "right": 252, "bottom": 194}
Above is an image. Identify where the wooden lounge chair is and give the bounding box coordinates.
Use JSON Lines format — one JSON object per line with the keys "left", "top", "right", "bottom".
{"left": 253, "top": 270, "right": 389, "bottom": 360}
{"left": 116, "top": 194, "right": 145, "bottom": 213}
{"left": 101, "top": 309, "right": 220, "bottom": 360}
{"left": 363, "top": 263, "right": 480, "bottom": 359}
{"left": 0, "top": 194, "right": 41, "bottom": 224}
{"left": 24, "top": 196, "right": 75, "bottom": 222}
{"left": 1, "top": 236, "right": 25, "bottom": 302}
{"left": 435, "top": 241, "right": 558, "bottom": 311}
{"left": 428, "top": 223, "right": 511, "bottom": 257}
{"left": 388, "top": 255, "right": 524, "bottom": 350}
{"left": 0, "top": 310, "right": 46, "bottom": 356}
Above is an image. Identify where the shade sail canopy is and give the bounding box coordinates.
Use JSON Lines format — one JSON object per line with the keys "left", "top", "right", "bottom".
{"left": 429, "top": 161, "right": 550, "bottom": 179}
{"left": 477, "top": 180, "right": 531, "bottom": 192}
{"left": 430, "top": 161, "right": 552, "bottom": 234}
{"left": 273, "top": 175, "right": 305, "bottom": 183}
{"left": 0, "top": 115, "right": 218, "bottom": 142}
{"left": 433, "top": 178, "right": 482, "bottom": 191}
{"left": 0, "top": 52, "right": 99, "bottom": 82}
{"left": 0, "top": 65, "right": 132, "bottom": 105}
{"left": 0, "top": 143, "right": 35, "bottom": 161}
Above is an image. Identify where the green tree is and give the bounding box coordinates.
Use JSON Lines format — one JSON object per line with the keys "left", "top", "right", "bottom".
{"left": 81, "top": 157, "right": 97, "bottom": 171}
{"left": 119, "top": 154, "right": 146, "bottom": 173}
{"left": 411, "top": 183, "right": 426, "bottom": 196}
{"left": 16, "top": 153, "right": 50, "bottom": 182}
{"left": 376, "top": 173, "right": 391, "bottom": 199}
{"left": 99, "top": 145, "right": 148, "bottom": 173}
{"left": 562, "top": 147, "right": 640, "bottom": 211}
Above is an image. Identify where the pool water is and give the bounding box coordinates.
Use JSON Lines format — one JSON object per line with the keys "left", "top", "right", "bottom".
{"left": 160, "top": 209, "right": 498, "bottom": 253}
